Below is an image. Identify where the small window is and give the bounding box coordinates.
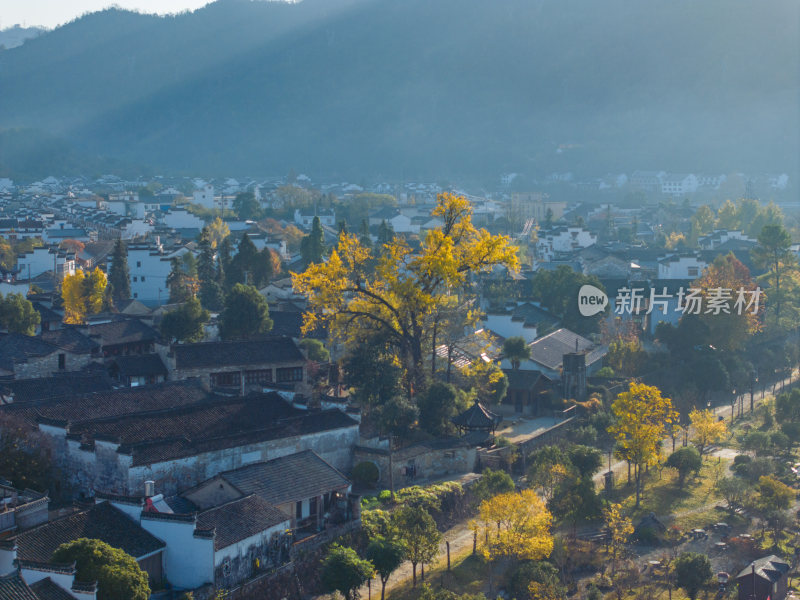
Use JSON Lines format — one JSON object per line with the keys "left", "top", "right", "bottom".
{"left": 136, "top": 261, "right": 141, "bottom": 268}
{"left": 133, "top": 276, "right": 138, "bottom": 282}
{"left": 58, "top": 353, "right": 66, "bottom": 370}
{"left": 296, "top": 500, "right": 302, "bottom": 519}
{"left": 687, "top": 267, "right": 699, "bottom": 277}
{"left": 133, "top": 293, "right": 138, "bottom": 298}
{"left": 141, "top": 276, "right": 146, "bottom": 282}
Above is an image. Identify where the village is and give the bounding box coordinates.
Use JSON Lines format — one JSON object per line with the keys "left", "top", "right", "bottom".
{"left": 0, "top": 169, "right": 799, "bottom": 600}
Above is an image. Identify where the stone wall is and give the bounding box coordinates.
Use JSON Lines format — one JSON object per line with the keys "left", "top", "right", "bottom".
{"left": 354, "top": 443, "right": 477, "bottom": 488}
{"left": 40, "top": 421, "right": 360, "bottom": 498}
{"left": 15, "top": 351, "right": 93, "bottom": 379}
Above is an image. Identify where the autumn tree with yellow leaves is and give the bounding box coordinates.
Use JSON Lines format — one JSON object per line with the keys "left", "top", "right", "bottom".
{"left": 293, "top": 193, "right": 518, "bottom": 395}
{"left": 477, "top": 489, "right": 554, "bottom": 563}
{"left": 603, "top": 503, "right": 633, "bottom": 576}
{"left": 609, "top": 382, "right": 677, "bottom": 506}
{"left": 61, "top": 267, "right": 108, "bottom": 324}
{"left": 688, "top": 408, "right": 727, "bottom": 456}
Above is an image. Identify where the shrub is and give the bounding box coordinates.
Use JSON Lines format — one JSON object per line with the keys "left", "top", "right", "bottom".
{"left": 352, "top": 461, "right": 380, "bottom": 488}
{"left": 378, "top": 490, "right": 393, "bottom": 504}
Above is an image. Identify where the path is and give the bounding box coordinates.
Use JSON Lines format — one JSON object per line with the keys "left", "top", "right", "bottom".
{"left": 358, "top": 520, "right": 476, "bottom": 600}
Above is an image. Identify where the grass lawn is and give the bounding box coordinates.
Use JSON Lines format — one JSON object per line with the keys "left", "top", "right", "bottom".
{"left": 614, "top": 458, "right": 732, "bottom": 528}
{"left": 387, "top": 553, "right": 491, "bottom": 600}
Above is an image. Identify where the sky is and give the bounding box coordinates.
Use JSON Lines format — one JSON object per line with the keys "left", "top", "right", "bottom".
{"left": 0, "top": 0, "right": 213, "bottom": 29}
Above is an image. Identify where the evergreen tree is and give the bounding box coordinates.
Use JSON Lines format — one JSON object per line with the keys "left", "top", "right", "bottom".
{"left": 160, "top": 297, "right": 209, "bottom": 343}
{"left": 218, "top": 284, "right": 273, "bottom": 340}
{"left": 0, "top": 293, "right": 40, "bottom": 335}
{"left": 300, "top": 216, "right": 325, "bottom": 265}
{"left": 108, "top": 239, "right": 131, "bottom": 304}
{"left": 217, "top": 236, "right": 232, "bottom": 287}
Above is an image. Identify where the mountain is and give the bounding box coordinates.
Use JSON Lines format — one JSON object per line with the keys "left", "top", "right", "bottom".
{"left": 0, "top": 0, "right": 797, "bottom": 181}
{"left": 0, "top": 25, "right": 45, "bottom": 50}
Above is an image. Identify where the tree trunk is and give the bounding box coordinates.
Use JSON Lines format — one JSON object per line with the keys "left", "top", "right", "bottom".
{"left": 381, "top": 579, "right": 387, "bottom": 600}
{"left": 411, "top": 563, "right": 417, "bottom": 587}
{"left": 635, "top": 464, "right": 641, "bottom": 507}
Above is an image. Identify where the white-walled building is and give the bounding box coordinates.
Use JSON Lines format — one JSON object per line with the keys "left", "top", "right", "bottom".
{"left": 537, "top": 227, "right": 597, "bottom": 261}
{"left": 16, "top": 247, "right": 76, "bottom": 280}
{"left": 193, "top": 184, "right": 215, "bottom": 209}
{"left": 120, "top": 244, "right": 194, "bottom": 305}
{"left": 657, "top": 253, "right": 707, "bottom": 279}
{"left": 661, "top": 173, "right": 699, "bottom": 196}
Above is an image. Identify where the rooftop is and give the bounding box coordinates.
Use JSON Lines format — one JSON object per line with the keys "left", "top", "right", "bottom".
{"left": 196, "top": 495, "right": 289, "bottom": 550}
{"left": 174, "top": 337, "right": 304, "bottom": 370}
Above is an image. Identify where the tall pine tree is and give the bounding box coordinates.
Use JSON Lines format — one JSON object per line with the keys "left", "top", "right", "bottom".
{"left": 301, "top": 216, "right": 326, "bottom": 266}
{"left": 108, "top": 239, "right": 131, "bottom": 304}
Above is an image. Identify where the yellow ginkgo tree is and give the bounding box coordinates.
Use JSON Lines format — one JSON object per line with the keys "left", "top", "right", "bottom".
{"left": 688, "top": 408, "right": 727, "bottom": 457}
{"left": 609, "top": 382, "right": 677, "bottom": 506}
{"left": 477, "top": 489, "right": 554, "bottom": 563}
{"left": 61, "top": 267, "right": 108, "bottom": 324}
{"left": 292, "top": 193, "right": 518, "bottom": 395}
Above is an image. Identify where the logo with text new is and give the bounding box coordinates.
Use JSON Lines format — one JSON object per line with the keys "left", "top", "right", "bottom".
{"left": 578, "top": 285, "right": 608, "bottom": 317}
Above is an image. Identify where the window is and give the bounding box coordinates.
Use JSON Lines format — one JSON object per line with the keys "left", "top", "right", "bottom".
{"left": 276, "top": 367, "right": 303, "bottom": 382}
{"left": 309, "top": 496, "right": 317, "bottom": 516}
{"left": 58, "top": 353, "right": 65, "bottom": 370}
{"left": 133, "top": 276, "right": 138, "bottom": 282}
{"left": 133, "top": 293, "right": 138, "bottom": 298}
{"left": 211, "top": 371, "right": 238, "bottom": 387}
{"left": 136, "top": 261, "right": 141, "bottom": 268}
{"left": 245, "top": 369, "right": 273, "bottom": 384}
{"left": 141, "top": 276, "right": 145, "bottom": 282}
{"left": 296, "top": 500, "right": 303, "bottom": 519}
{"left": 687, "top": 267, "right": 698, "bottom": 277}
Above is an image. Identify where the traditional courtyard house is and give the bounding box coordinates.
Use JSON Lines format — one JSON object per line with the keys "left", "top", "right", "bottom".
{"left": 180, "top": 450, "right": 353, "bottom": 532}
{"left": 84, "top": 318, "right": 162, "bottom": 358}
{"left": 0, "top": 334, "right": 94, "bottom": 379}
{"left": 1, "top": 501, "right": 166, "bottom": 587}
{"left": 501, "top": 369, "right": 552, "bottom": 415}
{"left": 498, "top": 328, "right": 605, "bottom": 379}
{"left": 1, "top": 381, "right": 359, "bottom": 497}
{"left": 167, "top": 337, "right": 307, "bottom": 394}
{"left": 107, "top": 354, "right": 168, "bottom": 387}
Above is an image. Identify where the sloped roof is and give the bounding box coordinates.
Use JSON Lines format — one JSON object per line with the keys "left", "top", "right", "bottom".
{"left": 528, "top": 328, "right": 605, "bottom": 370}
{"left": 504, "top": 369, "right": 547, "bottom": 391}
{"left": 87, "top": 319, "right": 160, "bottom": 347}
{"left": 196, "top": 495, "right": 289, "bottom": 550}
{"left": 28, "top": 578, "right": 75, "bottom": 600}
{"left": 0, "top": 334, "right": 58, "bottom": 372}
{"left": 0, "top": 572, "right": 39, "bottom": 600}
{"left": 13, "top": 502, "right": 165, "bottom": 563}
{"left": 219, "top": 450, "right": 350, "bottom": 506}
{"left": 41, "top": 328, "right": 98, "bottom": 354}
{"left": 452, "top": 401, "right": 502, "bottom": 430}
{"left": 736, "top": 555, "right": 789, "bottom": 583}
{"left": 174, "top": 337, "right": 304, "bottom": 369}
{"left": 108, "top": 354, "right": 168, "bottom": 377}
{"left": 3, "top": 374, "right": 112, "bottom": 403}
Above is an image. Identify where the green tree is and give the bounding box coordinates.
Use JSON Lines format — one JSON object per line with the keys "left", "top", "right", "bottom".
{"left": 417, "top": 381, "right": 460, "bottom": 436}
{"left": 715, "top": 476, "right": 749, "bottom": 514}
{"left": 673, "top": 552, "right": 711, "bottom": 600}
{"left": 0, "top": 412, "right": 54, "bottom": 490}
{"left": 300, "top": 215, "right": 326, "bottom": 266}
{"left": 393, "top": 505, "right": 440, "bottom": 587}
{"left": 218, "top": 284, "right": 273, "bottom": 340}
{"left": 166, "top": 255, "right": 198, "bottom": 304}
{"left": 665, "top": 447, "right": 702, "bottom": 488}
{"left": 51, "top": 538, "right": 150, "bottom": 600}
{"left": 566, "top": 445, "right": 602, "bottom": 480}
{"left": 320, "top": 545, "right": 375, "bottom": 600}
{"left": 160, "top": 297, "right": 209, "bottom": 343}
{"left": 529, "top": 266, "right": 606, "bottom": 334}
{"left": 752, "top": 224, "right": 796, "bottom": 327}
{"left": 233, "top": 191, "right": 261, "bottom": 220}
{"left": 108, "top": 239, "right": 130, "bottom": 304}
{"left": 0, "top": 292, "right": 40, "bottom": 335}
{"left": 502, "top": 336, "right": 530, "bottom": 369}
{"left": 366, "top": 537, "right": 406, "bottom": 600}
{"left": 298, "top": 338, "right": 329, "bottom": 363}
{"left": 342, "top": 333, "right": 403, "bottom": 407}
{"left": 472, "top": 468, "right": 515, "bottom": 503}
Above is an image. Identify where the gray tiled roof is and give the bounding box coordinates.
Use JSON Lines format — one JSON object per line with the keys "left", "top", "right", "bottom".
{"left": 736, "top": 555, "right": 789, "bottom": 583}
{"left": 28, "top": 579, "right": 74, "bottom": 600}
{"left": 0, "top": 572, "right": 39, "bottom": 600}
{"left": 528, "top": 328, "right": 605, "bottom": 370}
{"left": 174, "top": 337, "right": 304, "bottom": 369}
{"left": 3, "top": 374, "right": 112, "bottom": 403}
{"left": 197, "top": 495, "right": 289, "bottom": 550}
{"left": 220, "top": 450, "right": 350, "bottom": 506}
{"left": 13, "top": 502, "right": 165, "bottom": 563}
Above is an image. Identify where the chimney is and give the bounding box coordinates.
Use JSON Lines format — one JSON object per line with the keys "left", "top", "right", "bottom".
{"left": 144, "top": 481, "right": 155, "bottom": 498}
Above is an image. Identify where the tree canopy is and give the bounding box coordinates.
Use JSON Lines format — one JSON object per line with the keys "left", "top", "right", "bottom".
{"left": 293, "top": 193, "right": 518, "bottom": 395}
{"left": 673, "top": 552, "right": 711, "bottom": 600}
{"left": 108, "top": 239, "right": 130, "bottom": 304}
{"left": 393, "top": 505, "right": 440, "bottom": 587}
{"left": 609, "top": 382, "right": 676, "bottom": 506}
{"left": 62, "top": 267, "right": 108, "bottom": 324}
{"left": 0, "top": 292, "right": 40, "bottom": 335}
{"left": 477, "top": 489, "right": 553, "bottom": 563}
{"left": 218, "top": 283, "right": 273, "bottom": 340}
{"left": 366, "top": 537, "right": 406, "bottom": 600}
{"left": 51, "top": 538, "right": 150, "bottom": 600}
{"left": 160, "top": 297, "right": 209, "bottom": 343}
